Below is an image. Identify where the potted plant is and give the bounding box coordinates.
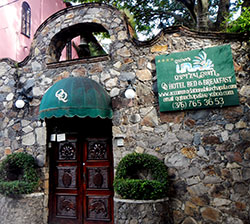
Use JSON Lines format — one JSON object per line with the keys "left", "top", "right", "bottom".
{"left": 113, "top": 153, "right": 170, "bottom": 224}
{"left": 0, "top": 152, "right": 39, "bottom": 197}
{"left": 0, "top": 152, "right": 44, "bottom": 223}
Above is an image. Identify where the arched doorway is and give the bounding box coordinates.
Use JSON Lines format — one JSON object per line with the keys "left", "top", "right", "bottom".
{"left": 39, "top": 77, "right": 114, "bottom": 224}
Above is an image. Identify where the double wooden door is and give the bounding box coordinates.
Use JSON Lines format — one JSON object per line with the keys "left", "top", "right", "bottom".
{"left": 49, "top": 134, "right": 114, "bottom": 224}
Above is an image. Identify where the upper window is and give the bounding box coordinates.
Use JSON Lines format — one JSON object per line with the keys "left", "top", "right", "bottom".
{"left": 49, "top": 23, "right": 111, "bottom": 63}
{"left": 21, "top": 2, "right": 31, "bottom": 37}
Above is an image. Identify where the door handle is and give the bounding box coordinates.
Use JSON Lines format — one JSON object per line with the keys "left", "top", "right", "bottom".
{"left": 82, "top": 163, "right": 86, "bottom": 182}
{"left": 83, "top": 172, "right": 86, "bottom": 183}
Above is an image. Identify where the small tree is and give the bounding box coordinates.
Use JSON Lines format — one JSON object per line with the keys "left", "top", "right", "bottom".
{"left": 226, "top": 6, "right": 250, "bottom": 33}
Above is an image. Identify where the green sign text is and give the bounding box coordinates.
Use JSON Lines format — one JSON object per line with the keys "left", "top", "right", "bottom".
{"left": 155, "top": 45, "right": 239, "bottom": 112}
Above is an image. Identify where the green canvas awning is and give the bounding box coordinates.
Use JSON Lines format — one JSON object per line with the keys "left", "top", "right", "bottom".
{"left": 39, "top": 77, "right": 113, "bottom": 120}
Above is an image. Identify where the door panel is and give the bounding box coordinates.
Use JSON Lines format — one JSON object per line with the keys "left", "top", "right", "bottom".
{"left": 86, "top": 167, "right": 109, "bottom": 189}
{"left": 86, "top": 195, "right": 112, "bottom": 222}
{"left": 87, "top": 139, "right": 109, "bottom": 160}
{"left": 56, "top": 194, "right": 78, "bottom": 218}
{"left": 49, "top": 135, "right": 113, "bottom": 224}
{"left": 83, "top": 138, "right": 113, "bottom": 224}
{"left": 49, "top": 137, "right": 82, "bottom": 224}
{"left": 57, "top": 166, "right": 77, "bottom": 189}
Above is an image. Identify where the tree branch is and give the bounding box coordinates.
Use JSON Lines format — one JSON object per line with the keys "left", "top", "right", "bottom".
{"left": 215, "top": 0, "right": 230, "bottom": 30}
{"left": 175, "top": 0, "right": 197, "bottom": 22}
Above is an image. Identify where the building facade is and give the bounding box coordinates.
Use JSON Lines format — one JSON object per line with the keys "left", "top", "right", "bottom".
{"left": 0, "top": 0, "right": 66, "bottom": 61}
{"left": 0, "top": 3, "right": 249, "bottom": 224}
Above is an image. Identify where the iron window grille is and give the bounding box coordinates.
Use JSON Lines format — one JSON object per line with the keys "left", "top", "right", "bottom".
{"left": 21, "top": 1, "right": 31, "bottom": 37}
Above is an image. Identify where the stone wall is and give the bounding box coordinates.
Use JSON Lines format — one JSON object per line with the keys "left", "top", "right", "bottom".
{"left": 0, "top": 3, "right": 249, "bottom": 224}
{"left": 114, "top": 197, "right": 170, "bottom": 224}
{"left": 0, "top": 193, "right": 44, "bottom": 224}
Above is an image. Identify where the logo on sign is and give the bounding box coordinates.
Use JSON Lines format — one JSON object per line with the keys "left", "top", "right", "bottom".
{"left": 55, "top": 89, "right": 68, "bottom": 103}
{"left": 176, "top": 51, "right": 214, "bottom": 74}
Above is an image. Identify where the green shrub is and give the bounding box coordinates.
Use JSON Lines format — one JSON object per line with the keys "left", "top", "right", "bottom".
{"left": 0, "top": 152, "right": 39, "bottom": 197}
{"left": 226, "top": 7, "right": 250, "bottom": 33}
{"left": 114, "top": 153, "right": 168, "bottom": 200}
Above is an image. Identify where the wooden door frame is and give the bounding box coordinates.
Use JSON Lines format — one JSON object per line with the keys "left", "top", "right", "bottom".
{"left": 46, "top": 117, "right": 114, "bottom": 224}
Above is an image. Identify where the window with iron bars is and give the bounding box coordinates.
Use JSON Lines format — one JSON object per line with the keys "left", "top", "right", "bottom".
{"left": 21, "top": 1, "right": 31, "bottom": 37}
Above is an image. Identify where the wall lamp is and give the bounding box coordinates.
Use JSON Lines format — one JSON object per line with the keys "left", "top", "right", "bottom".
{"left": 15, "top": 88, "right": 33, "bottom": 109}
{"left": 124, "top": 80, "right": 136, "bottom": 99}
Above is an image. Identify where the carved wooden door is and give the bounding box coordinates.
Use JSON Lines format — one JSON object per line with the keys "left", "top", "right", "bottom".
{"left": 49, "top": 135, "right": 113, "bottom": 224}
{"left": 83, "top": 138, "right": 113, "bottom": 223}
